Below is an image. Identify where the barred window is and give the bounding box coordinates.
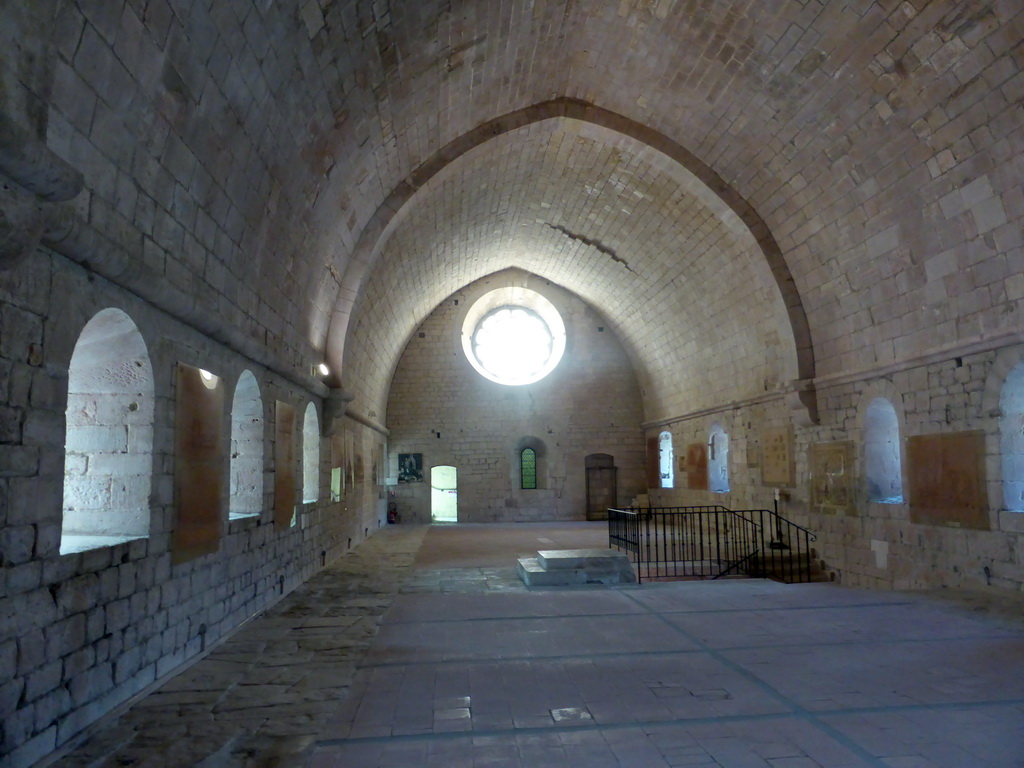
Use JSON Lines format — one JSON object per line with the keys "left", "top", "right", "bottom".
{"left": 521, "top": 448, "right": 537, "bottom": 489}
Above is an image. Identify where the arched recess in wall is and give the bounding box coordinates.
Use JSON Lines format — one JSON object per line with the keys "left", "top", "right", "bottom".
{"left": 864, "top": 398, "right": 904, "bottom": 503}
{"left": 302, "top": 403, "right": 319, "bottom": 503}
{"left": 230, "top": 370, "right": 264, "bottom": 519}
{"left": 999, "top": 362, "right": 1024, "bottom": 512}
{"left": 515, "top": 436, "right": 547, "bottom": 490}
{"left": 708, "top": 423, "right": 730, "bottom": 494}
{"left": 659, "top": 431, "right": 674, "bottom": 489}
{"left": 62, "top": 308, "right": 155, "bottom": 555}
{"left": 322, "top": 98, "right": 815, "bottom": 420}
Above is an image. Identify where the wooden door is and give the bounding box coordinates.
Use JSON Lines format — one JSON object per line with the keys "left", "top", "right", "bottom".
{"left": 585, "top": 454, "right": 617, "bottom": 521}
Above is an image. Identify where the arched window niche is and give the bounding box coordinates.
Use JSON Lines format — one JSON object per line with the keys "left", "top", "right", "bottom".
{"left": 62, "top": 308, "right": 155, "bottom": 555}
{"left": 521, "top": 448, "right": 537, "bottom": 489}
{"left": 865, "top": 397, "right": 904, "bottom": 503}
{"left": 515, "top": 437, "right": 547, "bottom": 490}
{"left": 302, "top": 402, "right": 320, "bottom": 503}
{"left": 659, "top": 431, "right": 674, "bottom": 488}
{"left": 999, "top": 362, "right": 1024, "bottom": 512}
{"left": 708, "top": 423, "right": 730, "bottom": 494}
{"left": 229, "top": 370, "right": 264, "bottom": 519}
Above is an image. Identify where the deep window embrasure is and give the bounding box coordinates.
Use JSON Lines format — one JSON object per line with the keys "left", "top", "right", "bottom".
{"left": 865, "top": 397, "right": 903, "bottom": 503}
{"left": 62, "top": 308, "right": 154, "bottom": 554}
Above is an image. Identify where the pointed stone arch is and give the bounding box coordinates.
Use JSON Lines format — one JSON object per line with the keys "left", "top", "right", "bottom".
{"left": 324, "top": 98, "right": 815, "bottom": 421}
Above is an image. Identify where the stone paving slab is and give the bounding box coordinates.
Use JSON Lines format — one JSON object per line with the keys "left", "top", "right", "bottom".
{"left": 663, "top": 600, "right": 1024, "bottom": 650}
{"left": 44, "top": 526, "right": 430, "bottom": 768}
{"left": 41, "top": 523, "right": 1024, "bottom": 768}
{"left": 310, "top": 524, "right": 1024, "bottom": 768}
{"left": 386, "top": 588, "right": 644, "bottom": 624}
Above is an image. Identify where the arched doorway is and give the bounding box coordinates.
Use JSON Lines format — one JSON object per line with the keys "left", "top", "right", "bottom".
{"left": 431, "top": 465, "right": 458, "bottom": 522}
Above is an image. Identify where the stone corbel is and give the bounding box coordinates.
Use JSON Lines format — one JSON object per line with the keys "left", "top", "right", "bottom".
{"left": 322, "top": 387, "right": 355, "bottom": 436}
{"left": 785, "top": 378, "right": 818, "bottom": 426}
{"left": 0, "top": 111, "right": 83, "bottom": 270}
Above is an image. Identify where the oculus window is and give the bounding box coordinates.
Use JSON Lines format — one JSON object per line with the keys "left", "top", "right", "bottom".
{"left": 461, "top": 287, "right": 566, "bottom": 386}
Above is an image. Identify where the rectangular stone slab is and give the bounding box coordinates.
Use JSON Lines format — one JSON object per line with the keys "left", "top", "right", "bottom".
{"left": 537, "top": 549, "right": 633, "bottom": 570}
{"left": 516, "top": 557, "right": 589, "bottom": 586}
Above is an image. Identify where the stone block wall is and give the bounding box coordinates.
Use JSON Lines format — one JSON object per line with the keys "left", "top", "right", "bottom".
{"left": 0, "top": 250, "right": 382, "bottom": 768}
{"left": 386, "top": 274, "right": 646, "bottom": 523}
{"left": 648, "top": 343, "right": 1024, "bottom": 594}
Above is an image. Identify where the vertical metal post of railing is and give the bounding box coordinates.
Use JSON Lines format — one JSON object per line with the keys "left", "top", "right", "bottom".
{"left": 671, "top": 512, "right": 679, "bottom": 577}
{"left": 695, "top": 511, "right": 702, "bottom": 577}
{"left": 663, "top": 508, "right": 671, "bottom": 578}
{"left": 800, "top": 527, "right": 809, "bottom": 582}
{"left": 642, "top": 508, "right": 651, "bottom": 581}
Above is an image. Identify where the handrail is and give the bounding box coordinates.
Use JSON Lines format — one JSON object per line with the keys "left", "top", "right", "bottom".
{"left": 734, "top": 504, "right": 817, "bottom": 540}
{"left": 608, "top": 505, "right": 819, "bottom": 584}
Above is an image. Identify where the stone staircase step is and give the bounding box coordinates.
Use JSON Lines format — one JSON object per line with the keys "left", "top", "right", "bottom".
{"left": 537, "top": 548, "right": 630, "bottom": 570}
{"left": 516, "top": 549, "right": 636, "bottom": 586}
{"left": 516, "top": 557, "right": 589, "bottom": 586}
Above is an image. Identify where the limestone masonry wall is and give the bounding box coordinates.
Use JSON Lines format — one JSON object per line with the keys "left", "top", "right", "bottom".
{"left": 386, "top": 274, "right": 647, "bottom": 523}
{"left": 0, "top": 250, "right": 383, "bottom": 768}
{"left": 648, "top": 344, "right": 1024, "bottom": 593}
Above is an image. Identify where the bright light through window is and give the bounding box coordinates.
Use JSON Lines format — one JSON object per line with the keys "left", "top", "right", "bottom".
{"left": 461, "top": 287, "right": 566, "bottom": 386}
{"left": 473, "top": 307, "right": 554, "bottom": 384}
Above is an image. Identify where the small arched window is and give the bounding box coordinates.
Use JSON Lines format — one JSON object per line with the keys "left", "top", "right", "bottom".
{"left": 62, "top": 308, "right": 155, "bottom": 554}
{"left": 865, "top": 397, "right": 903, "bottom": 503}
{"left": 229, "top": 370, "right": 263, "bottom": 519}
{"left": 521, "top": 448, "right": 537, "bottom": 489}
{"left": 708, "top": 424, "right": 730, "bottom": 493}
{"left": 659, "top": 431, "right": 674, "bottom": 488}
{"left": 1000, "top": 362, "right": 1024, "bottom": 511}
{"left": 302, "top": 403, "right": 319, "bottom": 503}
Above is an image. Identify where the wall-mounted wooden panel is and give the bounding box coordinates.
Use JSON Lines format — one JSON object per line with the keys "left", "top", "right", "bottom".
{"left": 645, "top": 435, "right": 660, "bottom": 488}
{"left": 330, "top": 431, "right": 344, "bottom": 501}
{"left": 908, "top": 431, "right": 989, "bottom": 530}
{"left": 274, "top": 400, "right": 296, "bottom": 527}
{"left": 686, "top": 443, "right": 708, "bottom": 490}
{"left": 809, "top": 441, "right": 855, "bottom": 516}
{"left": 346, "top": 429, "right": 355, "bottom": 487}
{"left": 173, "top": 364, "right": 225, "bottom": 564}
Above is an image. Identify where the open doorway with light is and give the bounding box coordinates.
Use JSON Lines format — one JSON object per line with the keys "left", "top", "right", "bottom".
{"left": 431, "top": 465, "right": 458, "bottom": 522}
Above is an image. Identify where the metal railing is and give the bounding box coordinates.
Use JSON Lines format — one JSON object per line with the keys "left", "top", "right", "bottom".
{"left": 608, "top": 505, "right": 818, "bottom": 584}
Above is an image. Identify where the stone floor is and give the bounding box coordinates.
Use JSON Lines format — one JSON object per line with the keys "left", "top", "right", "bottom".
{"left": 45, "top": 523, "right": 1024, "bottom": 767}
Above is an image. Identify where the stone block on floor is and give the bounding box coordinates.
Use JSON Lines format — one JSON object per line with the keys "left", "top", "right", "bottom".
{"left": 516, "top": 549, "right": 636, "bottom": 586}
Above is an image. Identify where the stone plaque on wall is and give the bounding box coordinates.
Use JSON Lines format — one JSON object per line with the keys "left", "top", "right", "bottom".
{"left": 761, "top": 427, "right": 794, "bottom": 486}
{"left": 173, "top": 364, "right": 225, "bottom": 564}
{"left": 907, "top": 431, "right": 989, "bottom": 530}
{"left": 274, "top": 400, "right": 296, "bottom": 528}
{"left": 686, "top": 443, "right": 708, "bottom": 490}
{"left": 809, "top": 441, "right": 855, "bottom": 516}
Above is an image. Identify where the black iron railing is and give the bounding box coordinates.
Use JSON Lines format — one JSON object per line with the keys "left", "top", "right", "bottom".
{"left": 608, "top": 505, "right": 818, "bottom": 584}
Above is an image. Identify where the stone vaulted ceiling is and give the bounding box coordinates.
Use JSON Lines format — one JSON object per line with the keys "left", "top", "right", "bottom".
{"left": 32, "top": 0, "right": 1024, "bottom": 424}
